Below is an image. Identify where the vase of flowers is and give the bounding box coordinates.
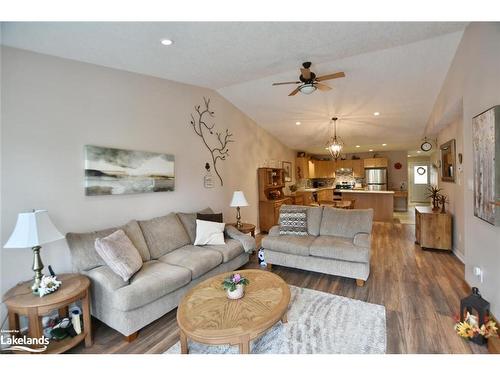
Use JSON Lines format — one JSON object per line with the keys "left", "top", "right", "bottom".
{"left": 222, "top": 273, "right": 249, "bottom": 300}
{"left": 426, "top": 185, "right": 443, "bottom": 212}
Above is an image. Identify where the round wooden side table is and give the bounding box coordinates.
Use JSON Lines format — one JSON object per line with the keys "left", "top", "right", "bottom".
{"left": 228, "top": 223, "right": 256, "bottom": 237}
{"left": 3, "top": 273, "right": 92, "bottom": 354}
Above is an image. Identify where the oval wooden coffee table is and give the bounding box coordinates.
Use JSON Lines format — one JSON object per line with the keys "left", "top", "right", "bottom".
{"left": 176, "top": 269, "right": 290, "bottom": 354}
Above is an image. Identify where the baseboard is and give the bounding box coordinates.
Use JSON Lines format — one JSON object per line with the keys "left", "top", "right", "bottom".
{"left": 453, "top": 248, "right": 465, "bottom": 263}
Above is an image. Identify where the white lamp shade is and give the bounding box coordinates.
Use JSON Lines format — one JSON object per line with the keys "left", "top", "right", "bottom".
{"left": 230, "top": 191, "right": 249, "bottom": 207}
{"left": 4, "top": 210, "right": 64, "bottom": 248}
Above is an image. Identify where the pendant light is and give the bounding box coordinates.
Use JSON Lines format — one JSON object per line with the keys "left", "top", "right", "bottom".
{"left": 326, "top": 117, "right": 344, "bottom": 160}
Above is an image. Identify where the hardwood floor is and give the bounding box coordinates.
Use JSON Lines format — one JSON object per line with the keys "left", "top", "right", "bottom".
{"left": 69, "top": 222, "right": 487, "bottom": 354}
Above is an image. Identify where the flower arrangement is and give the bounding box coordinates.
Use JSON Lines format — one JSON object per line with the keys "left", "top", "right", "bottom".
{"left": 426, "top": 185, "right": 443, "bottom": 211}
{"left": 454, "top": 311, "right": 498, "bottom": 341}
{"left": 38, "top": 275, "right": 62, "bottom": 297}
{"left": 222, "top": 273, "right": 249, "bottom": 292}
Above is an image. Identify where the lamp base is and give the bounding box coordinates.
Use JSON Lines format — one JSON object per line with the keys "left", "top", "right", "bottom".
{"left": 31, "top": 246, "right": 44, "bottom": 294}
{"left": 236, "top": 207, "right": 242, "bottom": 228}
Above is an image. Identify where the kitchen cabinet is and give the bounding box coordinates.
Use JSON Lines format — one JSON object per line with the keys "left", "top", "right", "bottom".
{"left": 351, "top": 159, "right": 364, "bottom": 177}
{"left": 312, "top": 160, "right": 335, "bottom": 178}
{"left": 317, "top": 189, "right": 333, "bottom": 202}
{"left": 296, "top": 157, "right": 310, "bottom": 179}
{"left": 363, "top": 158, "right": 388, "bottom": 168}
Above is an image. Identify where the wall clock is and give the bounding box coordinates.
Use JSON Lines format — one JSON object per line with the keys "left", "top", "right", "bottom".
{"left": 420, "top": 140, "right": 433, "bottom": 152}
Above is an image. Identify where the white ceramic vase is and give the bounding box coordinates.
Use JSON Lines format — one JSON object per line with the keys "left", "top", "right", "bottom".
{"left": 226, "top": 284, "right": 245, "bottom": 300}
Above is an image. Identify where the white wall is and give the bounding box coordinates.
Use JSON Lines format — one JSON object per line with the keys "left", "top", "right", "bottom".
{"left": 0, "top": 47, "right": 295, "bottom": 309}
{"left": 426, "top": 22, "right": 500, "bottom": 316}
{"left": 429, "top": 119, "right": 465, "bottom": 259}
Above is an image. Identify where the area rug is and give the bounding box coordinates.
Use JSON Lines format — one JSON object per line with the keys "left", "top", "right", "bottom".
{"left": 166, "top": 286, "right": 386, "bottom": 354}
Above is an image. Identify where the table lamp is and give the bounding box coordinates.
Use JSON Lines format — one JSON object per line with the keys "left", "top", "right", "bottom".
{"left": 4, "top": 210, "right": 64, "bottom": 294}
{"left": 230, "top": 191, "right": 249, "bottom": 229}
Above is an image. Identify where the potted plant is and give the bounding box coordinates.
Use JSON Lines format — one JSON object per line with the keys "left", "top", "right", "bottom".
{"left": 222, "top": 273, "right": 249, "bottom": 300}
{"left": 426, "top": 185, "right": 443, "bottom": 211}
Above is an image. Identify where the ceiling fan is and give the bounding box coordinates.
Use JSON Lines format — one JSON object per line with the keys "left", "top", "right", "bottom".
{"left": 272, "top": 62, "right": 345, "bottom": 96}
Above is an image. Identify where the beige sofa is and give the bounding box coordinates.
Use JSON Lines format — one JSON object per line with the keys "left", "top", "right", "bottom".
{"left": 262, "top": 205, "right": 373, "bottom": 285}
{"left": 66, "top": 209, "right": 254, "bottom": 340}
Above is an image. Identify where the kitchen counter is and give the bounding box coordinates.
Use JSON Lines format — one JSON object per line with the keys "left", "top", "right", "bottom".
{"left": 297, "top": 187, "right": 335, "bottom": 192}
{"left": 339, "top": 190, "right": 394, "bottom": 222}
{"left": 335, "top": 189, "right": 394, "bottom": 194}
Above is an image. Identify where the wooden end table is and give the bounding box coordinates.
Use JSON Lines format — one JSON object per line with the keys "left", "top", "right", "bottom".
{"left": 3, "top": 273, "right": 92, "bottom": 354}
{"left": 177, "top": 269, "right": 290, "bottom": 354}
{"left": 228, "top": 223, "right": 256, "bottom": 237}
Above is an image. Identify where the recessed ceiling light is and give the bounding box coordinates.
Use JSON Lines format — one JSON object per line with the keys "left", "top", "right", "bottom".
{"left": 408, "top": 155, "right": 411, "bottom": 157}
{"left": 373, "top": 112, "right": 380, "bottom": 116}
{"left": 160, "top": 39, "right": 174, "bottom": 46}
{"left": 295, "top": 121, "right": 301, "bottom": 126}
{"left": 417, "top": 150, "right": 421, "bottom": 153}
{"left": 382, "top": 143, "right": 387, "bottom": 146}
{"left": 369, "top": 149, "right": 373, "bottom": 152}
{"left": 355, "top": 145, "right": 360, "bottom": 148}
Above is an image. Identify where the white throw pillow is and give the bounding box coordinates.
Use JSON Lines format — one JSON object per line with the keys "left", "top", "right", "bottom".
{"left": 194, "top": 219, "right": 226, "bottom": 246}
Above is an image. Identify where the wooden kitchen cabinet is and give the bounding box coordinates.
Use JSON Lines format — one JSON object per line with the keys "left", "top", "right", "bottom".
{"left": 312, "top": 160, "right": 335, "bottom": 178}
{"left": 415, "top": 206, "right": 452, "bottom": 251}
{"left": 364, "top": 158, "right": 388, "bottom": 168}
{"left": 296, "top": 157, "right": 310, "bottom": 179}
{"left": 317, "top": 189, "right": 333, "bottom": 202}
{"left": 351, "top": 159, "right": 364, "bottom": 177}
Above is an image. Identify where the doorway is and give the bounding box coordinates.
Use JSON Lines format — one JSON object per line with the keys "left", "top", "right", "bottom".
{"left": 408, "top": 159, "right": 430, "bottom": 203}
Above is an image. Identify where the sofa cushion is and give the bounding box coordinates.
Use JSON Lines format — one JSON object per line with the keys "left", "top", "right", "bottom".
{"left": 139, "top": 213, "right": 191, "bottom": 259}
{"left": 94, "top": 229, "right": 143, "bottom": 282}
{"left": 116, "top": 261, "right": 191, "bottom": 311}
{"left": 87, "top": 261, "right": 192, "bottom": 312}
{"left": 158, "top": 245, "right": 223, "bottom": 279}
{"left": 279, "top": 206, "right": 308, "bottom": 236}
{"left": 67, "top": 220, "right": 150, "bottom": 271}
{"left": 262, "top": 235, "right": 316, "bottom": 257}
{"left": 206, "top": 239, "right": 244, "bottom": 263}
{"left": 320, "top": 207, "right": 373, "bottom": 238}
{"left": 306, "top": 206, "right": 324, "bottom": 236}
{"left": 194, "top": 219, "right": 225, "bottom": 246}
{"left": 309, "top": 236, "right": 370, "bottom": 263}
{"left": 177, "top": 207, "right": 214, "bottom": 243}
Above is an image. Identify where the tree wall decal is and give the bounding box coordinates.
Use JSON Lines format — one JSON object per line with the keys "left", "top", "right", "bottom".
{"left": 189, "top": 97, "right": 234, "bottom": 186}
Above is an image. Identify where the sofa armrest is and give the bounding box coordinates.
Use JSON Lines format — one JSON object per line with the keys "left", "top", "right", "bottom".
{"left": 268, "top": 225, "right": 280, "bottom": 237}
{"left": 84, "top": 265, "right": 128, "bottom": 293}
{"left": 353, "top": 233, "right": 371, "bottom": 248}
{"left": 225, "top": 225, "right": 256, "bottom": 253}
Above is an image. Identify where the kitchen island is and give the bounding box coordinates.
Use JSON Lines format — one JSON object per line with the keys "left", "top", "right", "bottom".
{"left": 337, "top": 189, "right": 394, "bottom": 222}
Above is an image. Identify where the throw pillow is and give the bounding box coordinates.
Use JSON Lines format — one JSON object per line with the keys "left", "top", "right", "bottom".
{"left": 95, "top": 229, "right": 143, "bottom": 282}
{"left": 279, "top": 206, "right": 308, "bottom": 236}
{"left": 196, "top": 212, "right": 223, "bottom": 223}
{"left": 194, "top": 219, "right": 226, "bottom": 246}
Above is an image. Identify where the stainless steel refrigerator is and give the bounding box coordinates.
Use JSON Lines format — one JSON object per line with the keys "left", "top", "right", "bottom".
{"left": 365, "top": 168, "right": 387, "bottom": 191}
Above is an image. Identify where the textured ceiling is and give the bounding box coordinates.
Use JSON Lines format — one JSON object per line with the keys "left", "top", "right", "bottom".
{"left": 1, "top": 22, "right": 466, "bottom": 154}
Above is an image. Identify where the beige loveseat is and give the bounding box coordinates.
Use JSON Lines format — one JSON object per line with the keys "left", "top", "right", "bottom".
{"left": 66, "top": 209, "right": 254, "bottom": 340}
{"left": 261, "top": 205, "right": 373, "bottom": 285}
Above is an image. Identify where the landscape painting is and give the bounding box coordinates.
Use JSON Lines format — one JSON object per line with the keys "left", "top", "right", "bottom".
{"left": 84, "top": 145, "right": 175, "bottom": 196}
{"left": 472, "top": 106, "right": 499, "bottom": 226}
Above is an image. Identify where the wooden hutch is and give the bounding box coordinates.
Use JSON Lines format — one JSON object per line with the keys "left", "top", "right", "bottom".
{"left": 258, "top": 168, "right": 292, "bottom": 232}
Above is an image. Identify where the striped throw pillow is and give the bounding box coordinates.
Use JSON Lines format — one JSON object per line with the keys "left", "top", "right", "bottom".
{"left": 279, "top": 206, "right": 308, "bottom": 236}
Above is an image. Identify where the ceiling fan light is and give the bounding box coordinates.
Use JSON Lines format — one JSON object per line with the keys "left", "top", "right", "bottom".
{"left": 298, "top": 84, "right": 316, "bottom": 95}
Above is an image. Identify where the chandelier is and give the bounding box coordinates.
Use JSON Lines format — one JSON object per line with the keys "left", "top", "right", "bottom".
{"left": 326, "top": 117, "right": 344, "bottom": 160}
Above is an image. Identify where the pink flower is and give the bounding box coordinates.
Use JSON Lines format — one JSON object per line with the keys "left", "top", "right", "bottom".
{"left": 232, "top": 274, "right": 241, "bottom": 283}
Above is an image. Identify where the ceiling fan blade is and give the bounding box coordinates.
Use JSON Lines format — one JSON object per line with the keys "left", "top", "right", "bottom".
{"left": 272, "top": 81, "right": 301, "bottom": 86}
{"left": 315, "top": 72, "right": 346, "bottom": 82}
{"left": 300, "top": 68, "right": 311, "bottom": 80}
{"left": 316, "top": 83, "right": 331, "bottom": 91}
{"left": 288, "top": 87, "right": 301, "bottom": 96}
